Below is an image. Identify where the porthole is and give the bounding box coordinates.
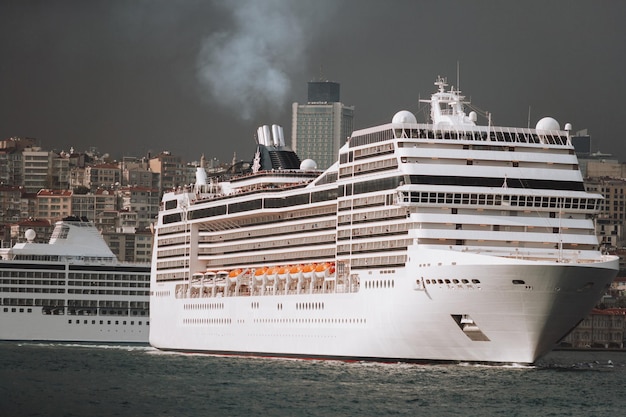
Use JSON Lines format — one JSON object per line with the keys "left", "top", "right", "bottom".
{"left": 512, "top": 280, "right": 525, "bottom": 285}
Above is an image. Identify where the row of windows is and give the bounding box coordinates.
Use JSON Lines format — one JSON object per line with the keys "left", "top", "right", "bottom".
{"left": 2, "top": 287, "right": 65, "bottom": 294}
{"left": 337, "top": 173, "right": 587, "bottom": 200}
{"left": 67, "top": 319, "right": 148, "bottom": 325}
{"left": 401, "top": 191, "right": 598, "bottom": 210}
{"left": 425, "top": 278, "right": 481, "bottom": 285}
{"left": 348, "top": 126, "right": 568, "bottom": 148}
{"left": 253, "top": 317, "right": 366, "bottom": 324}
{"left": 67, "top": 281, "right": 149, "bottom": 288}
{"left": 66, "top": 289, "right": 149, "bottom": 296}
{"left": 296, "top": 302, "right": 324, "bottom": 310}
{"left": 364, "top": 280, "right": 395, "bottom": 289}
{"left": 406, "top": 175, "right": 586, "bottom": 192}
{"left": 184, "top": 318, "right": 231, "bottom": 325}
{"left": 162, "top": 190, "right": 339, "bottom": 224}
{"left": 2, "top": 297, "right": 64, "bottom": 306}
{"left": 184, "top": 302, "right": 225, "bottom": 310}
{"left": 1, "top": 278, "right": 64, "bottom": 285}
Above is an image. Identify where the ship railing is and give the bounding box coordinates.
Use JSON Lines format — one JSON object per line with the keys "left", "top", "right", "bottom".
{"left": 454, "top": 246, "right": 608, "bottom": 264}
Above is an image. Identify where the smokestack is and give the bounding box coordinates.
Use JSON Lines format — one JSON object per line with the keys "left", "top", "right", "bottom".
{"left": 256, "top": 126, "right": 265, "bottom": 145}
{"left": 263, "top": 125, "right": 272, "bottom": 146}
{"left": 278, "top": 125, "right": 285, "bottom": 146}
{"left": 272, "top": 124, "right": 281, "bottom": 147}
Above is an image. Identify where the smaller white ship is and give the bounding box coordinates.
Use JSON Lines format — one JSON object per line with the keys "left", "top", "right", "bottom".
{"left": 0, "top": 216, "right": 150, "bottom": 344}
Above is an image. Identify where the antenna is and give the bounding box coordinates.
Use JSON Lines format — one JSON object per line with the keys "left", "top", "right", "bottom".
{"left": 527, "top": 106, "right": 531, "bottom": 128}
{"left": 456, "top": 61, "right": 460, "bottom": 91}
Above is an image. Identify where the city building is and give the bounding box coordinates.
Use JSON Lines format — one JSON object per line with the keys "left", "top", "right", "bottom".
{"left": 71, "top": 189, "right": 117, "bottom": 222}
{"left": 149, "top": 152, "right": 186, "bottom": 193}
{"left": 36, "top": 189, "right": 73, "bottom": 223}
{"left": 585, "top": 178, "right": 626, "bottom": 248}
{"left": 22, "top": 147, "right": 52, "bottom": 192}
{"left": 84, "top": 163, "right": 121, "bottom": 191}
{"left": 118, "top": 186, "right": 160, "bottom": 229}
{"left": 291, "top": 80, "right": 354, "bottom": 170}
{"left": 0, "top": 186, "right": 22, "bottom": 224}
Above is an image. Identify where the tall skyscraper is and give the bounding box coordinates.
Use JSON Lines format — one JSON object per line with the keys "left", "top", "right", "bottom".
{"left": 291, "top": 81, "right": 354, "bottom": 170}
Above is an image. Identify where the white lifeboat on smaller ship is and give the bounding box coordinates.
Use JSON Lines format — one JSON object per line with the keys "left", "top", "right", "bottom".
{"left": 215, "top": 271, "right": 229, "bottom": 287}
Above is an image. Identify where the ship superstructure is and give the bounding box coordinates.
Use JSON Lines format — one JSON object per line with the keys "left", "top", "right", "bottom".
{"left": 0, "top": 217, "right": 150, "bottom": 343}
{"left": 149, "top": 77, "right": 618, "bottom": 363}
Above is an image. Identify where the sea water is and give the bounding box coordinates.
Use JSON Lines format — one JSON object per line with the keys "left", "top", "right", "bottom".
{"left": 1, "top": 342, "right": 624, "bottom": 417}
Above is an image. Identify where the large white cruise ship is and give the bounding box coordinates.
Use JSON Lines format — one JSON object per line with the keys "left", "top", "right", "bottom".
{"left": 150, "top": 77, "right": 619, "bottom": 364}
{"left": 0, "top": 217, "right": 150, "bottom": 343}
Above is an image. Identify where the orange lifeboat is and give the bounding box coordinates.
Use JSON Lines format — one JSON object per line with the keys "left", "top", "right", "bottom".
{"left": 277, "top": 266, "right": 289, "bottom": 280}
{"left": 314, "top": 262, "right": 336, "bottom": 278}
{"left": 229, "top": 268, "right": 243, "bottom": 282}
{"left": 301, "top": 263, "right": 316, "bottom": 279}
{"left": 267, "top": 266, "right": 280, "bottom": 281}
{"left": 254, "top": 267, "right": 268, "bottom": 282}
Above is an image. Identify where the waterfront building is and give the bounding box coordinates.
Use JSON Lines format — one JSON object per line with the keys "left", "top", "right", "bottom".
{"left": 561, "top": 308, "right": 626, "bottom": 349}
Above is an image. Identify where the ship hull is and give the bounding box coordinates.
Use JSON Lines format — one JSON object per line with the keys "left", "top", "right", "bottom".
{"left": 150, "top": 252, "right": 618, "bottom": 364}
{"left": 0, "top": 306, "right": 148, "bottom": 344}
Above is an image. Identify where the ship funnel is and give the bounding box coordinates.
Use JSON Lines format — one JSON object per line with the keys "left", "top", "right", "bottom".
{"left": 194, "top": 166, "right": 208, "bottom": 194}
{"left": 271, "top": 124, "right": 282, "bottom": 147}
{"left": 278, "top": 125, "right": 285, "bottom": 146}
{"left": 262, "top": 125, "right": 272, "bottom": 146}
{"left": 256, "top": 126, "right": 265, "bottom": 145}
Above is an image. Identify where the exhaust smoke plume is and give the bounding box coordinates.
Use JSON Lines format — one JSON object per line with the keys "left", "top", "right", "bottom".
{"left": 197, "top": 0, "right": 322, "bottom": 120}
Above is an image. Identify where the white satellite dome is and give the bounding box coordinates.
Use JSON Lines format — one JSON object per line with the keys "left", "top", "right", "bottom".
{"left": 25, "top": 229, "right": 36, "bottom": 242}
{"left": 300, "top": 159, "right": 317, "bottom": 171}
{"left": 536, "top": 117, "right": 560, "bottom": 131}
{"left": 392, "top": 110, "right": 417, "bottom": 124}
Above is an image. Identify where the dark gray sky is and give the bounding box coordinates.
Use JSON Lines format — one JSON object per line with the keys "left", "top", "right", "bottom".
{"left": 1, "top": 0, "right": 625, "bottom": 164}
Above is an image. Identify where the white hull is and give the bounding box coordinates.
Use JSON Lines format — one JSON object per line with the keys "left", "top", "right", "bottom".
{"left": 0, "top": 306, "right": 148, "bottom": 344}
{"left": 150, "top": 251, "right": 618, "bottom": 363}
{"left": 150, "top": 78, "right": 620, "bottom": 364}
